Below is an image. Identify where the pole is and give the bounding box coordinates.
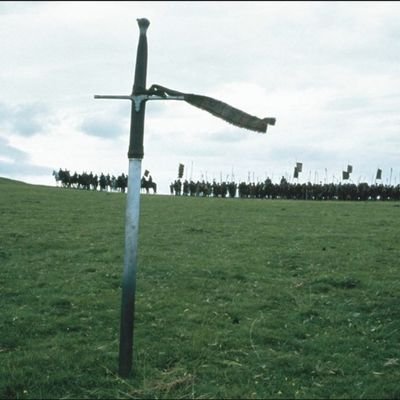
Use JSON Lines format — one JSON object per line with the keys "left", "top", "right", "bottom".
{"left": 119, "top": 17, "right": 150, "bottom": 378}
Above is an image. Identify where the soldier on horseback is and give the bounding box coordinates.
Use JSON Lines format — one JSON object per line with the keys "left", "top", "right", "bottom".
{"left": 141, "top": 170, "right": 157, "bottom": 194}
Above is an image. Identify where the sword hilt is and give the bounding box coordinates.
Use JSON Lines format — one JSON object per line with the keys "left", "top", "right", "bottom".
{"left": 137, "top": 18, "right": 150, "bottom": 35}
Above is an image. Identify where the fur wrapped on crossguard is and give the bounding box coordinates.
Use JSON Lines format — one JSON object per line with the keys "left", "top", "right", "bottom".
{"left": 147, "top": 84, "right": 276, "bottom": 133}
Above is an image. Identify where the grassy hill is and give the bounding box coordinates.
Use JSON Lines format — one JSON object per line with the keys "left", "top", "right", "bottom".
{"left": 1, "top": 177, "right": 399, "bottom": 399}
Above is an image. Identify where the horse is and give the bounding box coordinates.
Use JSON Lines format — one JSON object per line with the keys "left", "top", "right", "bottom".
{"left": 52, "top": 170, "right": 61, "bottom": 187}
{"left": 141, "top": 177, "right": 157, "bottom": 194}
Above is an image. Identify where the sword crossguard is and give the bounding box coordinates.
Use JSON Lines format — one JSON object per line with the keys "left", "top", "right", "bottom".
{"left": 94, "top": 85, "right": 185, "bottom": 112}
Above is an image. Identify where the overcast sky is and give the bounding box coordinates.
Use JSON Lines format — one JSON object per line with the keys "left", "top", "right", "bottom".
{"left": 1, "top": 1, "right": 399, "bottom": 193}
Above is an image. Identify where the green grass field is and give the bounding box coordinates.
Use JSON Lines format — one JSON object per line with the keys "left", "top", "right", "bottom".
{"left": 1, "top": 177, "right": 399, "bottom": 399}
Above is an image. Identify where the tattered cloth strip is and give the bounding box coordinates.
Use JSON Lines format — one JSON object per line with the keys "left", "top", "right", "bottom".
{"left": 185, "top": 94, "right": 275, "bottom": 133}
{"left": 147, "top": 84, "right": 275, "bottom": 133}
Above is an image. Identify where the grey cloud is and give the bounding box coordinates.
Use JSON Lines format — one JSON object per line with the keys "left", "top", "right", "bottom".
{"left": 0, "top": 160, "right": 52, "bottom": 176}
{"left": 0, "top": 137, "right": 51, "bottom": 177}
{"left": 0, "top": 102, "right": 49, "bottom": 136}
{"left": 186, "top": 143, "right": 227, "bottom": 158}
{"left": 14, "top": 103, "right": 48, "bottom": 135}
{"left": 145, "top": 99, "right": 172, "bottom": 117}
{"left": 116, "top": 103, "right": 131, "bottom": 117}
{"left": 80, "top": 116, "right": 126, "bottom": 139}
{"left": 325, "top": 97, "right": 371, "bottom": 112}
{"left": 209, "top": 130, "right": 248, "bottom": 143}
{"left": 324, "top": 94, "right": 400, "bottom": 127}
{"left": 2, "top": 2, "right": 399, "bottom": 189}
{"left": 270, "top": 144, "right": 341, "bottom": 166}
{"left": 0, "top": 2, "right": 42, "bottom": 15}
{"left": 0, "top": 137, "right": 27, "bottom": 161}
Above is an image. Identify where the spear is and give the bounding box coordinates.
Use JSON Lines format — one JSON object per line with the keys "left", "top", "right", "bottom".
{"left": 95, "top": 17, "right": 276, "bottom": 378}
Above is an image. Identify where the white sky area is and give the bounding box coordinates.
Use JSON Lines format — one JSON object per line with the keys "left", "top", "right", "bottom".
{"left": 1, "top": 1, "right": 399, "bottom": 193}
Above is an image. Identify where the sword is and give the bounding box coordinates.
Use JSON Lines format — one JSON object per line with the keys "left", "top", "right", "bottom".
{"left": 95, "top": 18, "right": 150, "bottom": 378}
{"left": 94, "top": 17, "right": 276, "bottom": 379}
{"left": 95, "top": 84, "right": 276, "bottom": 134}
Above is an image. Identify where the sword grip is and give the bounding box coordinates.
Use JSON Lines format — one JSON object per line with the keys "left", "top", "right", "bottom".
{"left": 128, "top": 18, "right": 150, "bottom": 159}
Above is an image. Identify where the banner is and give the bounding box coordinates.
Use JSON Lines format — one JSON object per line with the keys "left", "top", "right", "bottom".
{"left": 178, "top": 163, "right": 184, "bottom": 178}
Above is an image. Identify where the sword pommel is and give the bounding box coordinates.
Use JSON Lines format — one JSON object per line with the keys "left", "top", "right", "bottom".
{"left": 137, "top": 18, "right": 150, "bottom": 35}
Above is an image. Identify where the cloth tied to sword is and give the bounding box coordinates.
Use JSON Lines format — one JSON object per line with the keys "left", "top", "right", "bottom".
{"left": 142, "top": 84, "right": 276, "bottom": 133}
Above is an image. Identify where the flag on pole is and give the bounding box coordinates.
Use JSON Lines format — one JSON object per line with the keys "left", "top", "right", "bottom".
{"left": 293, "top": 167, "right": 299, "bottom": 178}
{"left": 178, "top": 163, "right": 184, "bottom": 178}
{"left": 347, "top": 165, "right": 353, "bottom": 174}
{"left": 296, "top": 162, "right": 303, "bottom": 173}
{"left": 342, "top": 171, "right": 349, "bottom": 180}
{"left": 376, "top": 168, "right": 382, "bottom": 180}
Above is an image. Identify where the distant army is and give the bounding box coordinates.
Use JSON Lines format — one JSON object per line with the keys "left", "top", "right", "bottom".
{"left": 52, "top": 169, "right": 400, "bottom": 200}
{"left": 170, "top": 177, "right": 400, "bottom": 201}
{"left": 53, "top": 169, "right": 128, "bottom": 193}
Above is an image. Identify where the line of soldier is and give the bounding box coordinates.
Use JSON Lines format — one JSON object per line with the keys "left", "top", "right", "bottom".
{"left": 170, "top": 177, "right": 400, "bottom": 201}
{"left": 53, "top": 169, "right": 128, "bottom": 192}
{"left": 170, "top": 179, "right": 236, "bottom": 198}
